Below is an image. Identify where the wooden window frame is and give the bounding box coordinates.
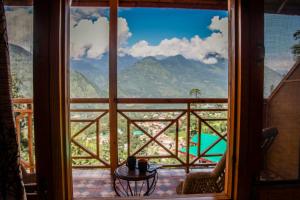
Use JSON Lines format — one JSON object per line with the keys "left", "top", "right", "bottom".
{"left": 4, "top": 0, "right": 264, "bottom": 199}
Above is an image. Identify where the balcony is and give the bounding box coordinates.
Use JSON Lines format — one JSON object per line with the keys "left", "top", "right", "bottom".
{"left": 13, "top": 97, "right": 228, "bottom": 198}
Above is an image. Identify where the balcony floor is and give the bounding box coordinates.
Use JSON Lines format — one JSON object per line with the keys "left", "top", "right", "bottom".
{"left": 72, "top": 168, "right": 212, "bottom": 199}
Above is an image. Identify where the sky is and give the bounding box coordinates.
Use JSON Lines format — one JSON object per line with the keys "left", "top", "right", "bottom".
{"left": 118, "top": 8, "right": 228, "bottom": 45}
{"left": 265, "top": 14, "right": 300, "bottom": 74}
{"left": 4, "top": 6, "right": 300, "bottom": 72}
{"left": 69, "top": 7, "right": 229, "bottom": 65}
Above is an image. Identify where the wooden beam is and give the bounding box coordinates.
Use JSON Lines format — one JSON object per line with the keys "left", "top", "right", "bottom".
{"left": 117, "top": 98, "right": 228, "bottom": 104}
{"left": 265, "top": 1, "right": 300, "bottom": 15}
{"left": 277, "top": 0, "right": 288, "bottom": 13}
{"left": 61, "top": 0, "right": 73, "bottom": 198}
{"left": 71, "top": 0, "right": 227, "bottom": 10}
{"left": 4, "top": 0, "right": 33, "bottom": 6}
{"left": 230, "top": 0, "right": 264, "bottom": 199}
{"left": 4, "top": 0, "right": 300, "bottom": 15}
{"left": 33, "top": 0, "right": 72, "bottom": 199}
{"left": 70, "top": 98, "right": 227, "bottom": 104}
{"left": 109, "top": 0, "right": 118, "bottom": 173}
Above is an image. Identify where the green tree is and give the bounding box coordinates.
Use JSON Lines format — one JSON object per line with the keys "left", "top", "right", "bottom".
{"left": 291, "top": 30, "right": 300, "bottom": 60}
{"left": 189, "top": 88, "right": 201, "bottom": 98}
{"left": 11, "top": 72, "right": 23, "bottom": 98}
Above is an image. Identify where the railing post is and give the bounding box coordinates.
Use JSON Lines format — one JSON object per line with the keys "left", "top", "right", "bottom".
{"left": 186, "top": 103, "right": 191, "bottom": 173}
{"left": 197, "top": 118, "right": 202, "bottom": 158}
{"left": 96, "top": 119, "right": 100, "bottom": 157}
{"left": 27, "top": 103, "right": 34, "bottom": 173}
{"left": 127, "top": 120, "right": 130, "bottom": 157}
{"left": 175, "top": 121, "right": 179, "bottom": 156}
{"left": 16, "top": 116, "right": 21, "bottom": 147}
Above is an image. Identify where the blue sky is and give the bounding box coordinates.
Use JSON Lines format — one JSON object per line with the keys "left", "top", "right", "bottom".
{"left": 265, "top": 14, "right": 300, "bottom": 73}
{"left": 70, "top": 7, "right": 229, "bottom": 64}
{"left": 118, "top": 8, "right": 228, "bottom": 45}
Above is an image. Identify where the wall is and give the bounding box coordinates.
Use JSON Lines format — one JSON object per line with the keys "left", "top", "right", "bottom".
{"left": 266, "top": 61, "right": 300, "bottom": 179}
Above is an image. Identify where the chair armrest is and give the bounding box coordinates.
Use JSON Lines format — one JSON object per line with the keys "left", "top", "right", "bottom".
{"left": 181, "top": 172, "right": 218, "bottom": 194}
{"left": 176, "top": 181, "right": 184, "bottom": 194}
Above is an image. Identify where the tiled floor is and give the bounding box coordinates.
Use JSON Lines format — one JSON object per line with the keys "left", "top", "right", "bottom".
{"left": 72, "top": 168, "right": 212, "bottom": 199}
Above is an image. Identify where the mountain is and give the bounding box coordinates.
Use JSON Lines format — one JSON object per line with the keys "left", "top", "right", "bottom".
{"left": 70, "top": 70, "right": 100, "bottom": 98}
{"left": 71, "top": 59, "right": 108, "bottom": 97}
{"left": 118, "top": 55, "right": 228, "bottom": 98}
{"left": 9, "top": 43, "right": 283, "bottom": 99}
{"left": 70, "top": 54, "right": 139, "bottom": 96}
{"left": 9, "top": 44, "right": 33, "bottom": 97}
{"left": 264, "top": 66, "right": 283, "bottom": 97}
{"left": 71, "top": 53, "right": 138, "bottom": 75}
{"left": 9, "top": 44, "right": 102, "bottom": 98}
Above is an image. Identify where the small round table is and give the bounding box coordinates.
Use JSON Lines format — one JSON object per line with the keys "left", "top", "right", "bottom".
{"left": 113, "top": 165, "right": 158, "bottom": 196}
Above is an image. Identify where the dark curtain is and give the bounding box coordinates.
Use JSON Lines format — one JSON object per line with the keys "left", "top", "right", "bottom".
{"left": 0, "top": 1, "right": 26, "bottom": 199}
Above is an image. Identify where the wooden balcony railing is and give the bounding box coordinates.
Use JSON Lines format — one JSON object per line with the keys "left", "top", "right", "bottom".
{"left": 13, "top": 98, "right": 228, "bottom": 172}
{"left": 12, "top": 98, "right": 34, "bottom": 173}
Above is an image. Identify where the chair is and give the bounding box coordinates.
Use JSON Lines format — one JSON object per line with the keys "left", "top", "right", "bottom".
{"left": 261, "top": 127, "right": 278, "bottom": 154}
{"left": 176, "top": 154, "right": 226, "bottom": 194}
{"left": 21, "top": 165, "right": 37, "bottom": 198}
{"left": 21, "top": 165, "right": 36, "bottom": 184}
{"left": 261, "top": 127, "right": 278, "bottom": 170}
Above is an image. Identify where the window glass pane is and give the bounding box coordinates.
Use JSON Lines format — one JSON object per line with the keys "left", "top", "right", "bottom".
{"left": 70, "top": 7, "right": 110, "bottom": 98}
{"left": 262, "top": 4, "right": 300, "bottom": 181}
{"left": 6, "top": 6, "right": 35, "bottom": 173}
{"left": 117, "top": 8, "right": 228, "bottom": 98}
{"left": 69, "top": 8, "right": 111, "bottom": 191}
{"left": 264, "top": 14, "right": 300, "bottom": 97}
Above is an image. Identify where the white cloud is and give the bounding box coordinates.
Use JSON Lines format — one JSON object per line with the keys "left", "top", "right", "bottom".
{"left": 5, "top": 8, "right": 228, "bottom": 64}
{"left": 118, "top": 18, "right": 132, "bottom": 46}
{"left": 122, "top": 16, "right": 228, "bottom": 64}
{"left": 70, "top": 16, "right": 132, "bottom": 59}
{"left": 70, "top": 11, "right": 228, "bottom": 63}
{"left": 209, "top": 16, "right": 228, "bottom": 35}
{"left": 71, "top": 8, "right": 109, "bottom": 27}
{"left": 71, "top": 17, "right": 109, "bottom": 59}
{"left": 6, "top": 8, "right": 33, "bottom": 52}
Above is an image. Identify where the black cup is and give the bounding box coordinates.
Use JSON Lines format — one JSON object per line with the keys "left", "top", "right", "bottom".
{"left": 126, "top": 156, "right": 136, "bottom": 171}
{"left": 138, "top": 161, "right": 148, "bottom": 173}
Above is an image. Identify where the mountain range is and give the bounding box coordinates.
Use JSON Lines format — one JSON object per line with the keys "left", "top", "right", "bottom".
{"left": 9, "top": 44, "right": 283, "bottom": 98}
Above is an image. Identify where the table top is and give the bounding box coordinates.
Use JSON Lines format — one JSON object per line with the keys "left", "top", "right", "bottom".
{"left": 114, "top": 165, "right": 157, "bottom": 181}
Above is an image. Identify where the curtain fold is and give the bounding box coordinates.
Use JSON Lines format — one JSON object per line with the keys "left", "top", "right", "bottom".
{"left": 0, "top": 1, "right": 26, "bottom": 199}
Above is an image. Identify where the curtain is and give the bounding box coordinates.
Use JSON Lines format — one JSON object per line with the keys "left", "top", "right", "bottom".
{"left": 0, "top": 1, "right": 26, "bottom": 199}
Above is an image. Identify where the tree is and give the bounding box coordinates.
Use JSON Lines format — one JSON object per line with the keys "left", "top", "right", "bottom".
{"left": 291, "top": 30, "right": 300, "bottom": 60}
{"left": 189, "top": 88, "right": 201, "bottom": 98}
{"left": 11, "top": 72, "right": 23, "bottom": 99}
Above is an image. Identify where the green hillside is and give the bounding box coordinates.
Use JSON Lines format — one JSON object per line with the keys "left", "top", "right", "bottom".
{"left": 9, "top": 44, "right": 283, "bottom": 99}
{"left": 9, "top": 44, "right": 33, "bottom": 97}
{"left": 118, "top": 56, "right": 228, "bottom": 98}
{"left": 70, "top": 70, "right": 101, "bottom": 98}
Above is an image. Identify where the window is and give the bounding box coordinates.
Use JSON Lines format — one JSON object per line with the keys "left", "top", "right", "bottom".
{"left": 117, "top": 8, "right": 229, "bottom": 98}
{"left": 69, "top": 7, "right": 111, "bottom": 168}
{"left": 6, "top": 6, "right": 35, "bottom": 173}
{"left": 70, "top": 7, "right": 110, "bottom": 98}
{"left": 262, "top": 4, "right": 300, "bottom": 181}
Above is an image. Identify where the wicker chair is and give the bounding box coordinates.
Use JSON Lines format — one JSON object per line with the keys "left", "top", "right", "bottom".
{"left": 176, "top": 154, "right": 226, "bottom": 194}
{"left": 261, "top": 127, "right": 278, "bottom": 170}
{"left": 261, "top": 127, "right": 278, "bottom": 154}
